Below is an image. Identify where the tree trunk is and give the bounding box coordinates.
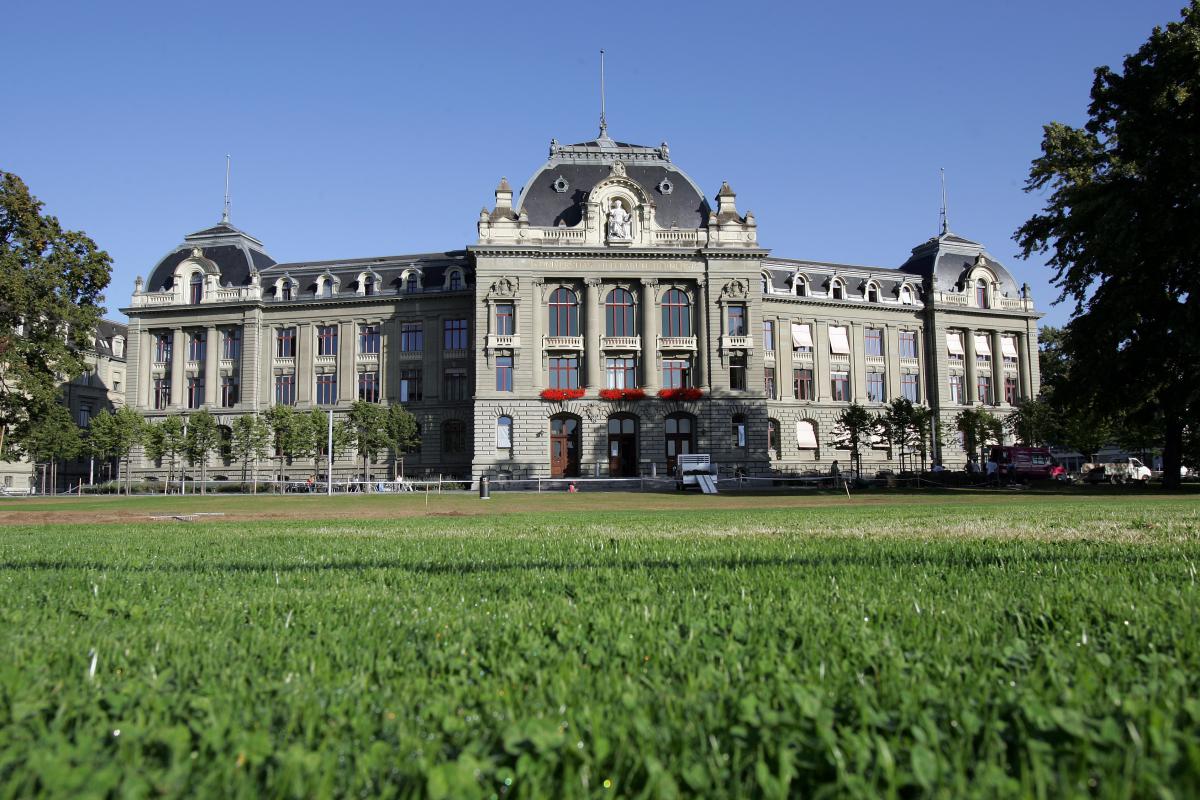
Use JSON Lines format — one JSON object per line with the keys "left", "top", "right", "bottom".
{"left": 1162, "top": 412, "right": 1183, "bottom": 489}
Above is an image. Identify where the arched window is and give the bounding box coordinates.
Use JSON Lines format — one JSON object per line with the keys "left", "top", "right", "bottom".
{"left": 830, "top": 279, "right": 845, "bottom": 301}
{"left": 899, "top": 285, "right": 914, "bottom": 305}
{"left": 189, "top": 273, "right": 203, "bottom": 304}
{"left": 797, "top": 419, "right": 819, "bottom": 450}
{"left": 496, "top": 416, "right": 513, "bottom": 449}
{"left": 448, "top": 270, "right": 462, "bottom": 291}
{"left": 442, "top": 419, "right": 467, "bottom": 455}
{"left": 866, "top": 282, "right": 880, "bottom": 303}
{"left": 732, "top": 414, "right": 747, "bottom": 449}
{"left": 975, "top": 278, "right": 989, "bottom": 309}
{"left": 280, "top": 280, "right": 294, "bottom": 301}
{"left": 768, "top": 419, "right": 781, "bottom": 459}
{"left": 319, "top": 278, "right": 333, "bottom": 299}
{"left": 760, "top": 273, "right": 771, "bottom": 295}
{"left": 793, "top": 277, "right": 808, "bottom": 297}
{"left": 405, "top": 273, "right": 421, "bottom": 294}
{"left": 548, "top": 287, "right": 579, "bottom": 337}
{"left": 363, "top": 275, "right": 376, "bottom": 296}
{"left": 661, "top": 289, "right": 691, "bottom": 337}
{"left": 605, "top": 288, "right": 635, "bottom": 337}
{"left": 664, "top": 412, "right": 695, "bottom": 475}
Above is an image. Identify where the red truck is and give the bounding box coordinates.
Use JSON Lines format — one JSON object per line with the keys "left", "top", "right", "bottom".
{"left": 989, "top": 446, "right": 1056, "bottom": 480}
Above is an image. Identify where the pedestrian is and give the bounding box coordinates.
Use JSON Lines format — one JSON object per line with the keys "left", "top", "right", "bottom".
{"left": 966, "top": 457, "right": 979, "bottom": 476}
{"left": 567, "top": 482, "right": 577, "bottom": 493}
{"left": 985, "top": 456, "right": 999, "bottom": 486}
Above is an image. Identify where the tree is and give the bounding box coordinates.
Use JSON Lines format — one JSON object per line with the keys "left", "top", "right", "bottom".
{"left": 829, "top": 403, "right": 875, "bottom": 479}
{"left": 87, "top": 407, "right": 143, "bottom": 494}
{"left": 911, "top": 405, "right": 937, "bottom": 472}
{"left": 386, "top": 403, "right": 421, "bottom": 477}
{"left": 262, "top": 405, "right": 303, "bottom": 492}
{"left": 13, "top": 403, "right": 81, "bottom": 493}
{"left": 144, "top": 415, "right": 187, "bottom": 493}
{"left": 0, "top": 172, "right": 111, "bottom": 458}
{"left": 955, "top": 407, "right": 1003, "bottom": 465}
{"left": 1005, "top": 397, "right": 1060, "bottom": 447}
{"left": 185, "top": 409, "right": 221, "bottom": 493}
{"left": 1060, "top": 410, "right": 1113, "bottom": 463}
{"left": 301, "top": 408, "right": 351, "bottom": 487}
{"left": 878, "top": 398, "right": 924, "bottom": 472}
{"left": 230, "top": 413, "right": 270, "bottom": 492}
{"left": 346, "top": 402, "right": 391, "bottom": 490}
{"left": 1014, "top": 3, "right": 1200, "bottom": 488}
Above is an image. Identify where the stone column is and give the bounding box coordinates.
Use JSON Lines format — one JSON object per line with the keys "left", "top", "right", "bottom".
{"left": 204, "top": 326, "right": 219, "bottom": 406}
{"left": 1017, "top": 331, "right": 1032, "bottom": 401}
{"left": 138, "top": 328, "right": 152, "bottom": 408}
{"left": 297, "top": 324, "right": 314, "bottom": 405}
{"left": 260, "top": 324, "right": 273, "bottom": 407}
{"left": 584, "top": 278, "right": 602, "bottom": 390}
{"left": 991, "top": 330, "right": 1004, "bottom": 406}
{"left": 814, "top": 323, "right": 830, "bottom": 401}
{"left": 640, "top": 279, "right": 659, "bottom": 391}
{"left": 777, "top": 317, "right": 792, "bottom": 401}
{"left": 885, "top": 326, "right": 901, "bottom": 400}
{"left": 170, "top": 327, "right": 184, "bottom": 407}
{"left": 339, "top": 321, "right": 355, "bottom": 403}
{"left": 851, "top": 322, "right": 867, "bottom": 402}
{"left": 377, "top": 323, "right": 388, "bottom": 403}
{"left": 531, "top": 281, "right": 544, "bottom": 392}
{"left": 963, "top": 329, "right": 977, "bottom": 404}
{"left": 696, "top": 280, "right": 710, "bottom": 390}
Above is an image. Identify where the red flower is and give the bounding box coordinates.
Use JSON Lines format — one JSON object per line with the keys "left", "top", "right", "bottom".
{"left": 539, "top": 388, "right": 585, "bottom": 401}
{"left": 657, "top": 387, "right": 704, "bottom": 401}
{"left": 599, "top": 388, "right": 646, "bottom": 401}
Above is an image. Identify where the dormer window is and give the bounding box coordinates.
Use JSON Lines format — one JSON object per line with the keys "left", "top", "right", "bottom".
{"left": 831, "top": 279, "right": 845, "bottom": 301}
{"left": 405, "top": 273, "right": 421, "bottom": 294}
{"left": 793, "top": 277, "right": 808, "bottom": 297}
{"left": 975, "top": 278, "right": 990, "bottom": 309}
{"left": 190, "top": 273, "right": 203, "bottom": 304}
{"left": 320, "top": 280, "right": 333, "bottom": 299}
{"left": 760, "top": 273, "right": 770, "bottom": 294}
{"left": 364, "top": 276, "right": 376, "bottom": 296}
{"left": 448, "top": 270, "right": 462, "bottom": 291}
{"left": 281, "top": 282, "right": 293, "bottom": 301}
{"left": 866, "top": 283, "right": 880, "bottom": 303}
{"left": 899, "top": 285, "right": 914, "bottom": 305}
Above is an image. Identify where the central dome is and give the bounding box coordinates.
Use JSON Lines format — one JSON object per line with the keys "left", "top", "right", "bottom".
{"left": 516, "top": 134, "right": 711, "bottom": 230}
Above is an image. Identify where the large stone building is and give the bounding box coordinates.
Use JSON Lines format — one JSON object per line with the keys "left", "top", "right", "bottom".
{"left": 123, "top": 127, "right": 1040, "bottom": 483}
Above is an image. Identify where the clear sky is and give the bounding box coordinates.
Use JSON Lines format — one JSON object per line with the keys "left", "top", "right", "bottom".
{"left": 2, "top": 0, "right": 1186, "bottom": 327}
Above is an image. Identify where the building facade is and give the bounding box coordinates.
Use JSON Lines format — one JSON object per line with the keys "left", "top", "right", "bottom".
{"left": 123, "top": 129, "right": 1040, "bottom": 482}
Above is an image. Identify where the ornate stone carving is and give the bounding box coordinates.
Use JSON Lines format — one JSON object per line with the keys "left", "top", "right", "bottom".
{"left": 610, "top": 161, "right": 626, "bottom": 177}
{"left": 487, "top": 276, "right": 519, "bottom": 298}
{"left": 606, "top": 199, "right": 631, "bottom": 241}
{"left": 721, "top": 278, "right": 749, "bottom": 300}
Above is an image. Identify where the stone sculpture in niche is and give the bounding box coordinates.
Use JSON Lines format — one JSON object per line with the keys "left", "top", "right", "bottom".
{"left": 607, "top": 199, "right": 631, "bottom": 241}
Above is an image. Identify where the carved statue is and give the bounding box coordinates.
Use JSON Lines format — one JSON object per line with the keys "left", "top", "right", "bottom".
{"left": 607, "top": 199, "right": 631, "bottom": 240}
{"left": 610, "top": 161, "right": 626, "bottom": 177}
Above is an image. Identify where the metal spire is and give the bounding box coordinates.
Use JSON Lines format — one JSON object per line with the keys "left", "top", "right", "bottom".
{"left": 939, "top": 167, "right": 949, "bottom": 235}
{"left": 222, "top": 154, "right": 231, "bottom": 224}
{"left": 598, "top": 49, "right": 608, "bottom": 139}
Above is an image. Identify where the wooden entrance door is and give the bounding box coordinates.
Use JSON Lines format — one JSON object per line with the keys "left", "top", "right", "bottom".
{"left": 664, "top": 413, "right": 695, "bottom": 476}
{"left": 550, "top": 416, "right": 580, "bottom": 478}
{"left": 607, "top": 415, "right": 638, "bottom": 477}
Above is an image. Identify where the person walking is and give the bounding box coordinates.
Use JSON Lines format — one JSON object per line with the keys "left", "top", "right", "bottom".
{"left": 985, "top": 456, "right": 1000, "bottom": 487}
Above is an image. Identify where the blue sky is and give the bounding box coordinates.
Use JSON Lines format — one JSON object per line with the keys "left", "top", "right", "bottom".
{"left": 2, "top": 1, "right": 1186, "bottom": 326}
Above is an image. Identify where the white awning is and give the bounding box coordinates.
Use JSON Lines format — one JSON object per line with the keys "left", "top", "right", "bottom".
{"left": 1001, "top": 336, "right": 1019, "bottom": 359}
{"left": 974, "top": 334, "right": 992, "bottom": 356}
{"left": 829, "top": 326, "right": 850, "bottom": 355}
{"left": 946, "top": 332, "right": 964, "bottom": 356}
{"left": 791, "top": 323, "right": 813, "bottom": 349}
{"left": 796, "top": 420, "right": 818, "bottom": 449}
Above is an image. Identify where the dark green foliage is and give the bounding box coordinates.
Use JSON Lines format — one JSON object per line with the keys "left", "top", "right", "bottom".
{"left": 86, "top": 407, "right": 143, "bottom": 494}
{"left": 229, "top": 414, "right": 270, "bottom": 489}
{"left": 0, "top": 171, "right": 112, "bottom": 456}
{"left": 956, "top": 407, "right": 1003, "bottom": 463}
{"left": 185, "top": 409, "right": 220, "bottom": 492}
{"left": 1014, "top": 3, "right": 1200, "bottom": 486}
{"left": 829, "top": 403, "right": 875, "bottom": 477}
{"left": 0, "top": 499, "right": 1198, "bottom": 797}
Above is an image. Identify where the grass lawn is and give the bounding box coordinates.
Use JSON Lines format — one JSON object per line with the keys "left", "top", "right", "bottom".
{"left": 1, "top": 492, "right": 1199, "bottom": 797}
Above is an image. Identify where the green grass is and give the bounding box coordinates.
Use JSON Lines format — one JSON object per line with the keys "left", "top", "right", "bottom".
{"left": 2, "top": 496, "right": 1200, "bottom": 798}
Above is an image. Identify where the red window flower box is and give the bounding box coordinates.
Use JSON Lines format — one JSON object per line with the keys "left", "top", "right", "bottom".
{"left": 598, "top": 388, "right": 646, "bottom": 401}
{"left": 539, "top": 388, "right": 585, "bottom": 401}
{"left": 657, "top": 387, "right": 704, "bottom": 401}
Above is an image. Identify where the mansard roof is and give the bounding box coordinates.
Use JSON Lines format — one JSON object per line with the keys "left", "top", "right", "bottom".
{"left": 898, "top": 229, "right": 1021, "bottom": 297}
{"left": 146, "top": 220, "right": 275, "bottom": 292}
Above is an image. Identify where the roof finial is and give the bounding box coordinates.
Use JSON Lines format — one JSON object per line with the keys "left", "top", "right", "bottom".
{"left": 939, "top": 167, "right": 949, "bottom": 235}
{"left": 598, "top": 49, "right": 608, "bottom": 139}
{"left": 222, "top": 154, "right": 232, "bottom": 224}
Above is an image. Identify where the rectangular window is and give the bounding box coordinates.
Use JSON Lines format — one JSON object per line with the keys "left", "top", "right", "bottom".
{"left": 188, "top": 331, "right": 206, "bottom": 362}
{"left": 1005, "top": 375, "right": 1019, "bottom": 405}
{"left": 946, "top": 331, "right": 965, "bottom": 363}
{"left": 187, "top": 376, "right": 204, "bottom": 409}
{"left": 444, "top": 318, "right": 468, "bottom": 351}
{"left": 606, "top": 357, "right": 637, "bottom": 389}
{"left": 78, "top": 404, "right": 92, "bottom": 428}
{"left": 317, "top": 325, "right": 338, "bottom": 357}
{"left": 727, "top": 304, "right": 747, "bottom": 336}
{"left": 154, "top": 378, "right": 170, "bottom": 409}
{"left": 949, "top": 373, "right": 965, "bottom": 405}
{"left": 400, "top": 322, "right": 424, "bottom": 352}
{"left": 221, "top": 328, "right": 241, "bottom": 360}
{"left": 662, "top": 358, "right": 691, "bottom": 389}
{"left": 764, "top": 367, "right": 776, "bottom": 398}
{"left": 1002, "top": 335, "right": 1020, "bottom": 366}
{"left": 791, "top": 323, "right": 814, "bottom": 353}
{"left": 221, "top": 376, "right": 239, "bottom": 407}
{"left": 762, "top": 320, "right": 775, "bottom": 351}
{"left": 865, "top": 328, "right": 883, "bottom": 357}
{"left": 444, "top": 371, "right": 468, "bottom": 401}
{"left": 496, "top": 355, "right": 513, "bottom": 392}
{"left": 276, "top": 327, "right": 296, "bottom": 358}
{"left": 978, "top": 374, "right": 993, "bottom": 405}
{"left": 794, "top": 368, "right": 813, "bottom": 400}
{"left": 399, "top": 369, "right": 422, "bottom": 402}
{"left": 733, "top": 418, "right": 747, "bottom": 449}
{"left": 275, "top": 373, "right": 296, "bottom": 405}
{"left": 315, "top": 373, "right": 337, "bottom": 405}
{"left": 359, "top": 324, "right": 380, "bottom": 354}
{"left": 829, "top": 326, "right": 851, "bottom": 355}
{"left": 549, "top": 357, "right": 580, "bottom": 390}
{"left": 496, "top": 418, "right": 513, "bottom": 449}
{"left": 899, "top": 330, "right": 917, "bottom": 359}
{"left": 729, "top": 354, "right": 747, "bottom": 391}
{"left": 901, "top": 373, "right": 919, "bottom": 403}
{"left": 831, "top": 371, "right": 850, "bottom": 402}
{"left": 867, "top": 372, "right": 885, "bottom": 402}
{"left": 358, "top": 370, "right": 380, "bottom": 402}
{"left": 494, "top": 303, "right": 515, "bottom": 336}
{"left": 154, "top": 332, "right": 173, "bottom": 362}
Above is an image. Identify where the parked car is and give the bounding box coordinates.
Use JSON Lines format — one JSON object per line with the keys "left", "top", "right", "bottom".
{"left": 989, "top": 446, "right": 1055, "bottom": 480}
{"left": 1082, "top": 457, "right": 1152, "bottom": 484}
